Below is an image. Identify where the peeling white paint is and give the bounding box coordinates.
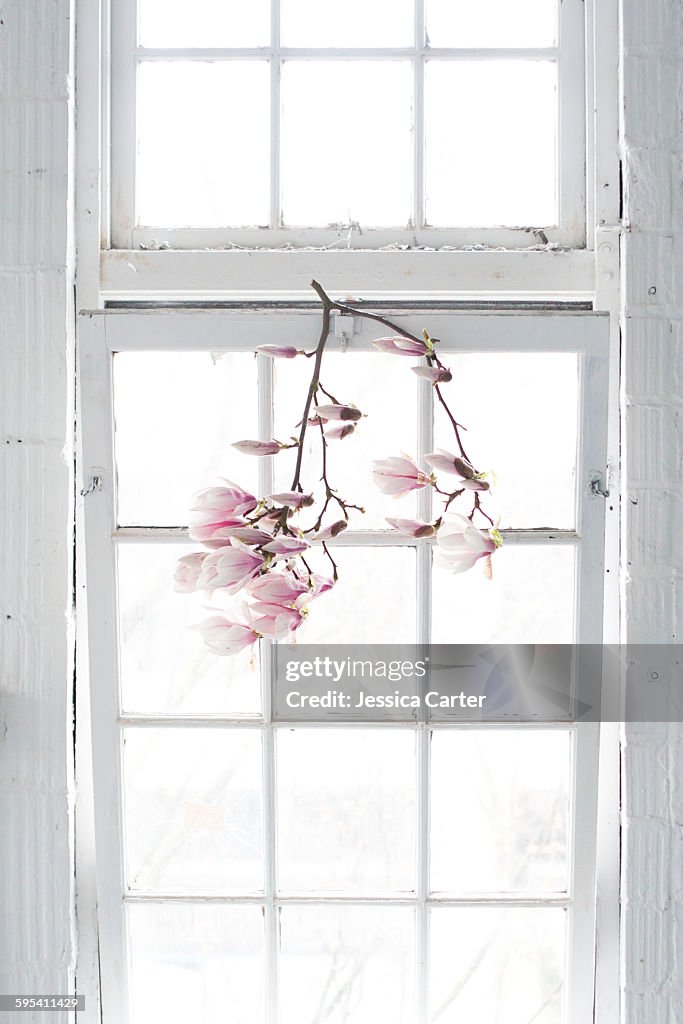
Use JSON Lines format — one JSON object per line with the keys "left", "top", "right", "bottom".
{"left": 0, "top": 1, "right": 76, "bottom": 1022}
{"left": 622, "top": 0, "right": 683, "bottom": 1018}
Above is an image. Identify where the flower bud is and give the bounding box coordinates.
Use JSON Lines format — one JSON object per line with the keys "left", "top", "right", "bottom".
{"left": 257, "top": 345, "right": 299, "bottom": 359}
{"left": 232, "top": 439, "right": 283, "bottom": 456}
{"left": 316, "top": 404, "right": 363, "bottom": 422}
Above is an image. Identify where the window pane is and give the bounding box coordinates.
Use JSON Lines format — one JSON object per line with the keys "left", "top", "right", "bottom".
{"left": 281, "top": 61, "right": 413, "bottom": 226}
{"left": 137, "top": 62, "right": 270, "bottom": 227}
{"left": 429, "top": 907, "right": 566, "bottom": 1024}
{"left": 281, "top": 0, "right": 413, "bottom": 46}
{"left": 430, "top": 730, "right": 570, "bottom": 893}
{"left": 425, "top": 61, "right": 557, "bottom": 227}
{"left": 426, "top": 0, "right": 557, "bottom": 48}
{"left": 431, "top": 544, "right": 576, "bottom": 644}
{"left": 273, "top": 351, "right": 419, "bottom": 528}
{"left": 127, "top": 903, "right": 264, "bottom": 1024}
{"left": 276, "top": 729, "right": 416, "bottom": 892}
{"left": 113, "top": 351, "right": 258, "bottom": 526}
{"left": 139, "top": 0, "right": 270, "bottom": 47}
{"left": 291, "top": 548, "right": 417, "bottom": 643}
{"left": 432, "top": 353, "right": 578, "bottom": 529}
{"left": 123, "top": 728, "right": 263, "bottom": 892}
{"left": 279, "top": 905, "right": 416, "bottom": 1024}
{"left": 117, "top": 542, "right": 262, "bottom": 716}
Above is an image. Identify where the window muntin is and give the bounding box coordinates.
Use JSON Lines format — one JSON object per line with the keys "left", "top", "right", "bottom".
{"left": 110, "top": 0, "right": 586, "bottom": 249}
{"left": 82, "top": 308, "right": 608, "bottom": 1022}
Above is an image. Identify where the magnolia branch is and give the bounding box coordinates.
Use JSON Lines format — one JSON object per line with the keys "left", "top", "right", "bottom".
{"left": 176, "top": 278, "right": 502, "bottom": 655}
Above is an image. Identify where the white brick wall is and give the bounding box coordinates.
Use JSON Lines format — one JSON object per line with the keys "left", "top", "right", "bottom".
{"left": 622, "top": 0, "right": 683, "bottom": 1019}
{"left": 0, "top": 0, "right": 76, "bottom": 1020}
{"left": 0, "top": 0, "right": 681, "bottom": 1020}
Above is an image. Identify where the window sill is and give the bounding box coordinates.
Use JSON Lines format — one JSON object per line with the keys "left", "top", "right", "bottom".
{"left": 98, "top": 247, "right": 595, "bottom": 305}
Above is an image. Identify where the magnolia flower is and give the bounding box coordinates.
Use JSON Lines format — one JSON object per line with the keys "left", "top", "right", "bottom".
{"left": 232, "top": 439, "right": 285, "bottom": 456}
{"left": 219, "top": 525, "right": 274, "bottom": 545}
{"left": 314, "top": 520, "right": 348, "bottom": 541}
{"left": 372, "top": 456, "right": 431, "bottom": 497}
{"left": 386, "top": 517, "right": 435, "bottom": 538}
{"left": 309, "top": 574, "right": 334, "bottom": 597}
{"left": 316, "top": 404, "right": 363, "bottom": 422}
{"left": 189, "top": 481, "right": 258, "bottom": 542}
{"left": 324, "top": 423, "right": 355, "bottom": 440}
{"left": 174, "top": 552, "right": 206, "bottom": 592}
{"left": 269, "top": 490, "right": 315, "bottom": 509}
{"left": 436, "top": 514, "right": 502, "bottom": 575}
{"left": 262, "top": 535, "right": 310, "bottom": 556}
{"left": 257, "top": 345, "right": 299, "bottom": 358}
{"left": 194, "top": 615, "right": 260, "bottom": 655}
{"left": 424, "top": 449, "right": 472, "bottom": 476}
{"left": 424, "top": 449, "right": 490, "bottom": 491}
{"left": 247, "top": 572, "right": 308, "bottom": 603}
{"left": 372, "top": 336, "right": 428, "bottom": 357}
{"left": 197, "top": 541, "right": 264, "bottom": 593}
{"left": 250, "top": 598, "right": 308, "bottom": 640}
{"left": 423, "top": 452, "right": 489, "bottom": 491}
{"left": 191, "top": 481, "right": 258, "bottom": 518}
{"left": 412, "top": 366, "right": 452, "bottom": 384}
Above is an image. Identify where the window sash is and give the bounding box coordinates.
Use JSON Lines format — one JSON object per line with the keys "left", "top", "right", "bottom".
{"left": 108, "top": 0, "right": 586, "bottom": 250}
{"left": 79, "top": 307, "right": 609, "bottom": 1022}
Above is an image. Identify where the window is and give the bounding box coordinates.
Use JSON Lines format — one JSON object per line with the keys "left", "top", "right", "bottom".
{"left": 109, "top": 0, "right": 586, "bottom": 251}
{"left": 80, "top": 307, "right": 610, "bottom": 1022}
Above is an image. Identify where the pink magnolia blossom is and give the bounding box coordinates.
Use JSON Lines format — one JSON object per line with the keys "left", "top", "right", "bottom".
{"left": 262, "top": 535, "right": 310, "bottom": 556}
{"left": 424, "top": 449, "right": 490, "bottom": 491}
{"left": 174, "top": 552, "right": 206, "bottom": 592}
{"left": 412, "top": 366, "right": 452, "bottom": 383}
{"left": 324, "top": 423, "right": 355, "bottom": 440}
{"left": 372, "top": 336, "right": 429, "bottom": 357}
{"left": 189, "top": 481, "right": 258, "bottom": 542}
{"left": 247, "top": 572, "right": 308, "bottom": 604}
{"left": 194, "top": 615, "right": 260, "bottom": 655}
{"left": 269, "top": 490, "right": 315, "bottom": 509}
{"left": 372, "top": 456, "right": 431, "bottom": 497}
{"left": 197, "top": 541, "right": 264, "bottom": 593}
{"left": 256, "top": 345, "right": 299, "bottom": 359}
{"left": 232, "top": 439, "right": 284, "bottom": 456}
{"left": 386, "top": 517, "right": 435, "bottom": 538}
{"left": 250, "top": 599, "right": 307, "bottom": 640}
{"left": 436, "top": 514, "right": 502, "bottom": 575}
{"left": 314, "top": 520, "right": 348, "bottom": 541}
{"left": 190, "top": 515, "right": 245, "bottom": 543}
{"left": 315, "top": 404, "right": 363, "bottom": 422}
{"left": 309, "top": 574, "right": 334, "bottom": 597}
{"left": 191, "top": 481, "right": 258, "bottom": 517}
{"left": 219, "top": 525, "right": 274, "bottom": 545}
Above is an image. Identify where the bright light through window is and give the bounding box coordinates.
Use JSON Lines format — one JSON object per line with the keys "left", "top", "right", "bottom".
{"left": 119, "top": 0, "right": 581, "bottom": 243}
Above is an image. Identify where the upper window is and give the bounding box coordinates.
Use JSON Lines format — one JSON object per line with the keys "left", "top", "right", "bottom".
{"left": 110, "top": 0, "right": 586, "bottom": 250}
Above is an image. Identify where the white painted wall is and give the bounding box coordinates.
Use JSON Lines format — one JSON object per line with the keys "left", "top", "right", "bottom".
{"left": 0, "top": 1, "right": 76, "bottom": 1020}
{"left": 0, "top": 0, "right": 682, "bottom": 1019}
{"left": 621, "top": 0, "right": 683, "bottom": 1019}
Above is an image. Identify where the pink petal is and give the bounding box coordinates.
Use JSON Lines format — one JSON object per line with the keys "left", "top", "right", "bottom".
{"left": 262, "top": 536, "right": 310, "bottom": 555}
{"left": 314, "top": 520, "right": 348, "bottom": 541}
{"left": 269, "top": 491, "right": 315, "bottom": 509}
{"left": 315, "top": 404, "right": 363, "bottom": 422}
{"left": 386, "top": 517, "right": 435, "bottom": 538}
{"left": 324, "top": 423, "right": 356, "bottom": 440}
{"left": 257, "top": 345, "right": 299, "bottom": 358}
{"left": 372, "top": 336, "right": 428, "bottom": 357}
{"left": 232, "top": 439, "right": 283, "bottom": 456}
{"left": 412, "top": 366, "right": 452, "bottom": 383}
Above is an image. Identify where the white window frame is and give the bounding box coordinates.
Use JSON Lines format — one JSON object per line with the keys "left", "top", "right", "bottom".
{"left": 75, "top": 0, "right": 620, "bottom": 306}
{"left": 109, "top": 0, "right": 586, "bottom": 251}
{"left": 79, "top": 306, "right": 611, "bottom": 1023}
